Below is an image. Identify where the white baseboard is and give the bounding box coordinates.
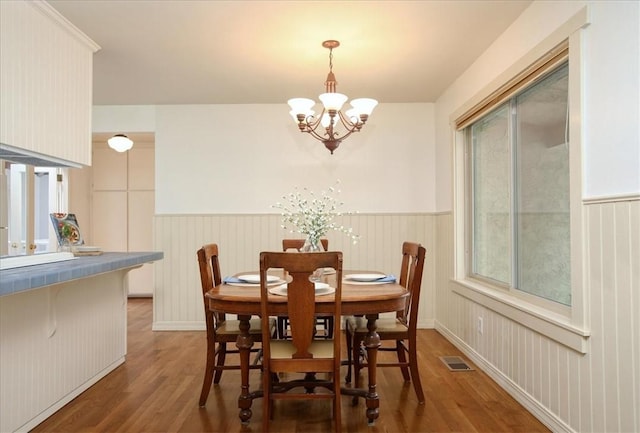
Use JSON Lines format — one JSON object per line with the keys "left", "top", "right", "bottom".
{"left": 152, "top": 321, "right": 205, "bottom": 331}
{"left": 417, "top": 318, "right": 435, "bottom": 329}
{"left": 153, "top": 318, "right": 436, "bottom": 332}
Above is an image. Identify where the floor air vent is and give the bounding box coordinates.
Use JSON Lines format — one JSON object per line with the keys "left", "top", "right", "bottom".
{"left": 440, "top": 356, "right": 473, "bottom": 371}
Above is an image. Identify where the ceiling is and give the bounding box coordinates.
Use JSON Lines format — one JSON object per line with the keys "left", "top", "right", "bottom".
{"left": 47, "top": 0, "right": 532, "bottom": 106}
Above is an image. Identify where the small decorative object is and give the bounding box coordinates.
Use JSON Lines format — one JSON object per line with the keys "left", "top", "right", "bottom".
{"left": 50, "top": 213, "right": 84, "bottom": 251}
{"left": 272, "top": 180, "right": 359, "bottom": 250}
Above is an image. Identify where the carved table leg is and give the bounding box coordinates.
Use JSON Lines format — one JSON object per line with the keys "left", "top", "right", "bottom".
{"left": 236, "top": 314, "right": 254, "bottom": 424}
{"left": 363, "top": 314, "right": 381, "bottom": 425}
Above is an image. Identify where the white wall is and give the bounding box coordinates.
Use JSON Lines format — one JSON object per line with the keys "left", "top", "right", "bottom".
{"left": 435, "top": 0, "right": 640, "bottom": 211}
{"left": 95, "top": 103, "right": 436, "bottom": 213}
{"left": 582, "top": 2, "right": 640, "bottom": 198}
{"left": 154, "top": 103, "right": 435, "bottom": 213}
{"left": 92, "top": 105, "right": 156, "bottom": 133}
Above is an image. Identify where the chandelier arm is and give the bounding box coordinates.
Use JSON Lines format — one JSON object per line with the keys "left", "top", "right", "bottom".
{"left": 333, "top": 127, "right": 358, "bottom": 143}
{"left": 301, "top": 109, "right": 331, "bottom": 141}
{"left": 302, "top": 113, "right": 323, "bottom": 131}
{"left": 306, "top": 126, "right": 331, "bottom": 142}
{"left": 336, "top": 110, "right": 362, "bottom": 131}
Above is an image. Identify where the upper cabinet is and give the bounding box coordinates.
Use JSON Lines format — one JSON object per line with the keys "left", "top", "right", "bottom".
{"left": 0, "top": 1, "right": 100, "bottom": 166}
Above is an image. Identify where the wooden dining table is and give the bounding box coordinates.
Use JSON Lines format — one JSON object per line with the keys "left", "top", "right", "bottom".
{"left": 205, "top": 270, "right": 408, "bottom": 425}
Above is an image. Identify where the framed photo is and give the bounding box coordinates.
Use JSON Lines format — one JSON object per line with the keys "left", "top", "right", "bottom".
{"left": 50, "top": 213, "right": 84, "bottom": 246}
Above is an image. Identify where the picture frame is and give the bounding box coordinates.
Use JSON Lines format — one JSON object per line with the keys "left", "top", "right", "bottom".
{"left": 50, "top": 213, "right": 84, "bottom": 246}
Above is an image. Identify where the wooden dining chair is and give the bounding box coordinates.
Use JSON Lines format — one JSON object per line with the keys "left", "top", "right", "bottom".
{"left": 259, "top": 251, "right": 344, "bottom": 432}
{"left": 345, "top": 241, "right": 426, "bottom": 404}
{"left": 279, "top": 238, "right": 333, "bottom": 340}
{"left": 196, "top": 243, "right": 276, "bottom": 406}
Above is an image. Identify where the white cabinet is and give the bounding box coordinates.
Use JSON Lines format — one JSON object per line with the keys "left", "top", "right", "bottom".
{"left": 90, "top": 141, "right": 155, "bottom": 296}
{"left": 92, "top": 191, "right": 128, "bottom": 251}
{"left": 0, "top": 1, "right": 99, "bottom": 166}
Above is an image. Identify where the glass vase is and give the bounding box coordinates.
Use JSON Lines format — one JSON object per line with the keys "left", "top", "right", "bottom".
{"left": 302, "top": 235, "right": 324, "bottom": 281}
{"left": 302, "top": 235, "right": 324, "bottom": 252}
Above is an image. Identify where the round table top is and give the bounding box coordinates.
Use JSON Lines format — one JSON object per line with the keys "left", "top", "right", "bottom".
{"left": 206, "top": 270, "right": 408, "bottom": 316}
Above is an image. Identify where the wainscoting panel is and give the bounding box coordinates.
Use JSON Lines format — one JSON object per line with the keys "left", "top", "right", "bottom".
{"left": 152, "top": 213, "right": 436, "bottom": 330}
{"left": 435, "top": 198, "right": 639, "bottom": 433}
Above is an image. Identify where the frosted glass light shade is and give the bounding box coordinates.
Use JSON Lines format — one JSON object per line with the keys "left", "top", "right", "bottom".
{"left": 288, "top": 98, "right": 315, "bottom": 114}
{"left": 350, "top": 98, "right": 378, "bottom": 116}
{"left": 319, "top": 92, "right": 348, "bottom": 110}
{"left": 345, "top": 109, "right": 358, "bottom": 123}
{"left": 107, "top": 134, "right": 133, "bottom": 152}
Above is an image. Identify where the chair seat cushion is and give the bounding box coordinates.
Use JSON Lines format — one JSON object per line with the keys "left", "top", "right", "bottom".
{"left": 217, "top": 318, "right": 275, "bottom": 335}
{"left": 346, "top": 316, "right": 408, "bottom": 334}
{"left": 270, "top": 340, "right": 334, "bottom": 359}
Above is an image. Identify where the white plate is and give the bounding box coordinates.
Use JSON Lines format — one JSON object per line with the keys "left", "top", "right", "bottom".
{"left": 268, "top": 282, "right": 336, "bottom": 297}
{"left": 343, "top": 279, "right": 393, "bottom": 286}
{"left": 345, "top": 273, "right": 387, "bottom": 282}
{"left": 237, "top": 274, "right": 279, "bottom": 284}
{"left": 75, "top": 246, "right": 101, "bottom": 252}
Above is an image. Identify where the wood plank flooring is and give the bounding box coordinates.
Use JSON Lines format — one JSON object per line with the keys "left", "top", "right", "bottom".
{"left": 31, "top": 298, "right": 550, "bottom": 432}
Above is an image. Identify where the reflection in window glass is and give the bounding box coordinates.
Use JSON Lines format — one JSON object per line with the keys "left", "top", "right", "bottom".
{"left": 516, "top": 65, "right": 570, "bottom": 304}
{"left": 471, "top": 105, "right": 511, "bottom": 285}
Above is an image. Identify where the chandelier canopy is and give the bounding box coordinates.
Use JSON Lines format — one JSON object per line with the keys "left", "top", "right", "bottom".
{"left": 288, "top": 40, "right": 378, "bottom": 154}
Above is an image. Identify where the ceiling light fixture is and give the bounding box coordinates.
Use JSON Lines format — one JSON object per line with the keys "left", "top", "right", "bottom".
{"left": 287, "top": 40, "right": 378, "bottom": 154}
{"left": 107, "top": 134, "right": 133, "bottom": 152}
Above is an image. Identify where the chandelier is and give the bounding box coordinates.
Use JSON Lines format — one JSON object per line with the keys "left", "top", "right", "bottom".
{"left": 287, "top": 40, "right": 378, "bottom": 154}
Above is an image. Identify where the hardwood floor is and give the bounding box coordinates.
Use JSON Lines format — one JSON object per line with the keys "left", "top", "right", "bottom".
{"left": 31, "top": 298, "right": 550, "bottom": 432}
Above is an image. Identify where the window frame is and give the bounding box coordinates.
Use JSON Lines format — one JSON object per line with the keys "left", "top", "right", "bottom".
{"left": 466, "top": 64, "right": 572, "bottom": 310}
{"left": 450, "top": 7, "right": 590, "bottom": 353}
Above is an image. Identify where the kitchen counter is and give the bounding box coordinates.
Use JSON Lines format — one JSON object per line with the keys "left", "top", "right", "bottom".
{"left": 0, "top": 251, "right": 163, "bottom": 432}
{"left": 0, "top": 251, "right": 163, "bottom": 297}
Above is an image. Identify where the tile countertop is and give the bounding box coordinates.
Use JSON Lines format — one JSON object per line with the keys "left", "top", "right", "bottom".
{"left": 0, "top": 251, "right": 163, "bottom": 297}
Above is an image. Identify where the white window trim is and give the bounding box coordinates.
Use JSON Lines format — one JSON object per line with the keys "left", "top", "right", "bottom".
{"left": 450, "top": 7, "right": 590, "bottom": 354}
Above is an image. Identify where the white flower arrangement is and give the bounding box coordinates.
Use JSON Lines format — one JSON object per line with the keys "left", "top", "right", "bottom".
{"left": 272, "top": 181, "right": 359, "bottom": 247}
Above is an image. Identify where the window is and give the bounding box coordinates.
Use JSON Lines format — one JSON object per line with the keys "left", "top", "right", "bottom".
{"left": 452, "top": 9, "right": 590, "bottom": 353}
{"left": 1, "top": 161, "right": 62, "bottom": 256}
{"left": 468, "top": 63, "right": 570, "bottom": 305}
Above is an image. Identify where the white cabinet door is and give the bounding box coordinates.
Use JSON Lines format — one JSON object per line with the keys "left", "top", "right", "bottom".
{"left": 0, "top": 1, "right": 98, "bottom": 165}
{"left": 92, "top": 148, "right": 127, "bottom": 191}
{"left": 128, "top": 190, "right": 155, "bottom": 296}
{"left": 91, "top": 191, "right": 127, "bottom": 252}
{"left": 128, "top": 147, "right": 155, "bottom": 190}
